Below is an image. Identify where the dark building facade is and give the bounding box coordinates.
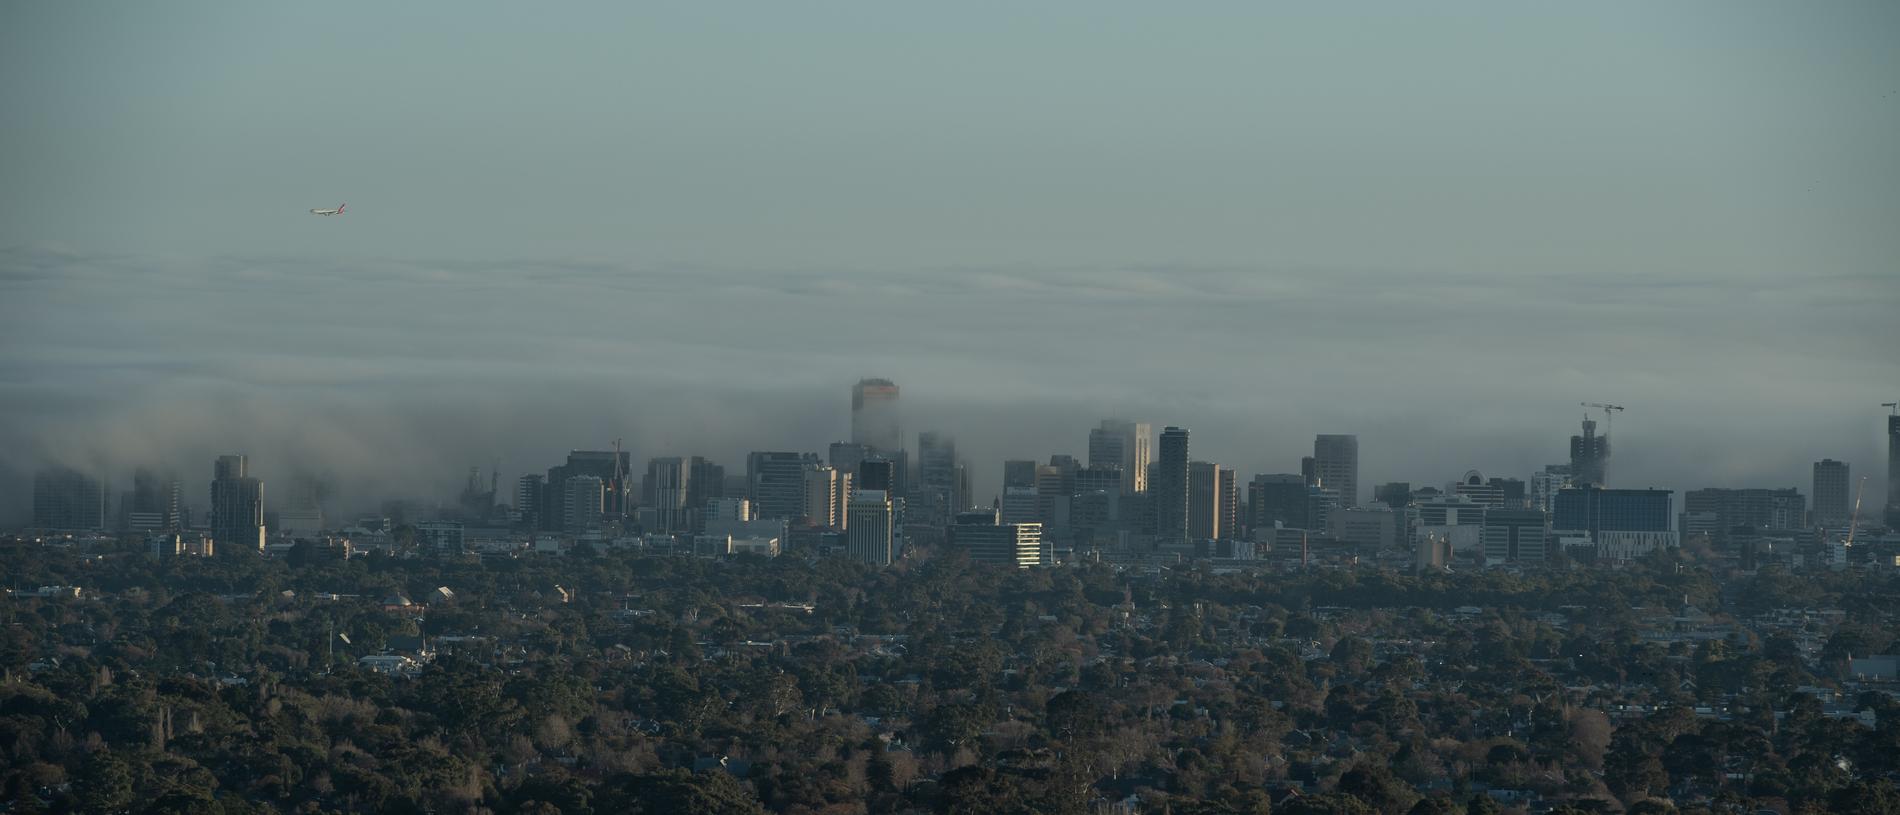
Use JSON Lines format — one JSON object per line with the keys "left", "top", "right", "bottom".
{"left": 1553, "top": 486, "right": 1672, "bottom": 535}
{"left": 1152, "top": 427, "right": 1190, "bottom": 541}
{"left": 1248, "top": 473, "right": 1309, "bottom": 531}
{"left": 33, "top": 466, "right": 106, "bottom": 531}
{"left": 1569, "top": 417, "right": 1609, "bottom": 486}
{"left": 1682, "top": 487, "right": 1806, "bottom": 548}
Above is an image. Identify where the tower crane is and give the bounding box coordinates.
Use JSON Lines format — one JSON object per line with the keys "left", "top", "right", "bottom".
{"left": 1580, "top": 402, "right": 1624, "bottom": 435}
{"left": 1884, "top": 402, "right": 1897, "bottom": 415}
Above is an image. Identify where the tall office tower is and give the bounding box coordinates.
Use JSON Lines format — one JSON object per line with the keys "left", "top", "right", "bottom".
{"left": 1003, "top": 460, "right": 1038, "bottom": 490}
{"left": 1153, "top": 427, "right": 1191, "bottom": 540}
{"left": 1000, "top": 486, "right": 1041, "bottom": 526}
{"left": 643, "top": 457, "right": 693, "bottom": 532}
{"left": 947, "top": 515, "right": 1043, "bottom": 569}
{"left": 828, "top": 442, "right": 870, "bottom": 480}
{"left": 1034, "top": 462, "right": 1075, "bottom": 528}
{"left": 1483, "top": 509, "right": 1549, "bottom": 565}
{"left": 277, "top": 474, "right": 326, "bottom": 536}
{"left": 858, "top": 458, "right": 895, "bottom": 492}
{"left": 1682, "top": 488, "right": 1807, "bottom": 548}
{"left": 1306, "top": 485, "right": 1341, "bottom": 533}
{"left": 209, "top": 455, "right": 264, "bottom": 552}
{"left": 1373, "top": 482, "right": 1412, "bottom": 509}
{"left": 1219, "top": 466, "right": 1237, "bottom": 540}
{"left": 1888, "top": 414, "right": 1900, "bottom": 529}
{"left": 917, "top": 431, "right": 959, "bottom": 526}
{"left": 747, "top": 452, "right": 812, "bottom": 520}
{"left": 1247, "top": 473, "right": 1310, "bottom": 530}
{"left": 803, "top": 464, "right": 848, "bottom": 528}
{"left": 1569, "top": 417, "right": 1609, "bottom": 486}
{"left": 1529, "top": 469, "right": 1572, "bottom": 514}
{"left": 564, "top": 475, "right": 604, "bottom": 530}
{"left": 1553, "top": 486, "right": 1673, "bottom": 536}
{"left": 564, "top": 450, "right": 633, "bottom": 519}
{"left": 686, "top": 457, "right": 726, "bottom": 511}
{"left": 124, "top": 468, "right": 182, "bottom": 532}
{"left": 851, "top": 378, "right": 902, "bottom": 454}
{"left": 514, "top": 474, "right": 544, "bottom": 527}
{"left": 847, "top": 489, "right": 894, "bottom": 565}
{"left": 1452, "top": 471, "right": 1506, "bottom": 508}
{"left": 1812, "top": 459, "right": 1850, "bottom": 527}
{"left": 1074, "top": 465, "right": 1124, "bottom": 498}
{"left": 1312, "top": 435, "right": 1360, "bottom": 508}
{"left": 1188, "top": 461, "right": 1222, "bottom": 540}
{"left": 1088, "top": 420, "right": 1151, "bottom": 495}
{"left": 33, "top": 466, "right": 106, "bottom": 531}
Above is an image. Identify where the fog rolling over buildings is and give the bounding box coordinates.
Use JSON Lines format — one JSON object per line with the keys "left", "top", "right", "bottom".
{"left": 1, "top": 3, "right": 1898, "bottom": 520}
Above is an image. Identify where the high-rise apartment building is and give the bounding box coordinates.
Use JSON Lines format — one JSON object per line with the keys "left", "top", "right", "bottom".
{"left": 514, "top": 474, "right": 544, "bottom": 527}
{"left": 1088, "top": 420, "right": 1151, "bottom": 495}
{"left": 33, "top": 466, "right": 105, "bottom": 531}
{"left": 1153, "top": 427, "right": 1191, "bottom": 540}
{"left": 210, "top": 455, "right": 264, "bottom": 552}
{"left": 851, "top": 378, "right": 902, "bottom": 454}
{"left": 847, "top": 489, "right": 894, "bottom": 565}
{"left": 1313, "top": 434, "right": 1359, "bottom": 508}
{"left": 1569, "top": 417, "right": 1609, "bottom": 486}
{"left": 1373, "top": 482, "right": 1413, "bottom": 509}
{"left": 1812, "top": 459, "right": 1850, "bottom": 528}
{"left": 562, "top": 450, "right": 632, "bottom": 519}
{"left": 643, "top": 457, "right": 693, "bottom": 533}
{"left": 802, "top": 464, "right": 849, "bottom": 528}
{"left": 747, "top": 451, "right": 812, "bottom": 521}
{"left": 563, "top": 475, "right": 604, "bottom": 530}
{"left": 1003, "top": 459, "right": 1038, "bottom": 491}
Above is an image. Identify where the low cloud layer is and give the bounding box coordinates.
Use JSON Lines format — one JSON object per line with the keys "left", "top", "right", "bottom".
{"left": 1, "top": 245, "right": 1894, "bottom": 524}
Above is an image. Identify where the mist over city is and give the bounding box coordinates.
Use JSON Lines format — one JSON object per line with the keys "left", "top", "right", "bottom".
{"left": 3, "top": 3, "right": 1899, "bottom": 815}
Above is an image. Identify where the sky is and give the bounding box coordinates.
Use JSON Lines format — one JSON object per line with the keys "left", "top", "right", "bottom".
{"left": 1, "top": 3, "right": 1897, "bottom": 520}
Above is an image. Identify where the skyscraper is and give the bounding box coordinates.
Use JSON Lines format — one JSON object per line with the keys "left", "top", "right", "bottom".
{"left": 847, "top": 489, "right": 894, "bottom": 565}
{"left": 1812, "top": 459, "right": 1850, "bottom": 528}
{"left": 33, "top": 466, "right": 105, "bottom": 531}
{"left": 1187, "top": 461, "right": 1227, "bottom": 541}
{"left": 514, "top": 474, "right": 544, "bottom": 527}
{"left": 747, "top": 451, "right": 812, "bottom": 520}
{"left": 1247, "top": 473, "right": 1309, "bottom": 531}
{"left": 210, "top": 455, "right": 264, "bottom": 552}
{"left": 1888, "top": 414, "right": 1900, "bottom": 529}
{"left": 123, "top": 468, "right": 182, "bottom": 532}
{"left": 1153, "top": 427, "right": 1190, "bottom": 540}
{"left": 564, "top": 475, "right": 604, "bottom": 530}
{"left": 1313, "top": 434, "right": 1359, "bottom": 508}
{"left": 643, "top": 457, "right": 693, "bottom": 533}
{"left": 851, "top": 378, "right": 902, "bottom": 454}
{"left": 802, "top": 463, "right": 849, "bottom": 528}
{"left": 1088, "top": 419, "right": 1151, "bottom": 495}
{"left": 563, "top": 450, "right": 632, "bottom": 519}
{"left": 1569, "top": 417, "right": 1609, "bottom": 486}
{"left": 916, "top": 431, "right": 960, "bottom": 525}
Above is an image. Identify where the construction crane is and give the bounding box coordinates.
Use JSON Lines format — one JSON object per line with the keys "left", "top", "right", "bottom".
{"left": 1580, "top": 402, "right": 1625, "bottom": 435}
{"left": 1846, "top": 476, "right": 1868, "bottom": 549}
{"left": 1884, "top": 401, "right": 1898, "bottom": 415}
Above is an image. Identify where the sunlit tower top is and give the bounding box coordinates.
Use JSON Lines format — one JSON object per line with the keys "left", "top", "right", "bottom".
{"left": 851, "top": 378, "right": 902, "bottom": 455}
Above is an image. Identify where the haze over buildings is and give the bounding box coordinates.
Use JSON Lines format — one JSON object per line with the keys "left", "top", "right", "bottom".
{"left": 0, "top": 4, "right": 1896, "bottom": 523}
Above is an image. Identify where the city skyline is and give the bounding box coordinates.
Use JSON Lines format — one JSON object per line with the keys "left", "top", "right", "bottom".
{"left": 12, "top": 382, "right": 1897, "bottom": 532}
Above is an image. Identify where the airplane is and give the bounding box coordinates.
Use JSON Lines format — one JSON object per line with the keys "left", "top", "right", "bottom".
{"left": 309, "top": 203, "right": 346, "bottom": 216}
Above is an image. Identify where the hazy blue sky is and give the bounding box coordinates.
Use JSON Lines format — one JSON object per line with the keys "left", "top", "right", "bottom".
{"left": 2, "top": 3, "right": 1896, "bottom": 517}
